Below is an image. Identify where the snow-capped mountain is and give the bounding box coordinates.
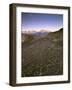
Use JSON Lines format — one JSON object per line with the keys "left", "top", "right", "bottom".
{"left": 22, "top": 29, "right": 50, "bottom": 36}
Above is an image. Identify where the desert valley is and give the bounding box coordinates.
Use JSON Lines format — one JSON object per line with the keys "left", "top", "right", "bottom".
{"left": 21, "top": 28, "right": 63, "bottom": 77}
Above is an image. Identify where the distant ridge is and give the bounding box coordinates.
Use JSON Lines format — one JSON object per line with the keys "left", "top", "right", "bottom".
{"left": 22, "top": 29, "right": 49, "bottom": 34}
{"left": 22, "top": 28, "right": 63, "bottom": 37}
{"left": 22, "top": 29, "right": 49, "bottom": 37}
{"left": 22, "top": 28, "right": 63, "bottom": 34}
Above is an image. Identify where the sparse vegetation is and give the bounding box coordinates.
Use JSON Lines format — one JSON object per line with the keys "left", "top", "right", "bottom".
{"left": 21, "top": 28, "right": 63, "bottom": 77}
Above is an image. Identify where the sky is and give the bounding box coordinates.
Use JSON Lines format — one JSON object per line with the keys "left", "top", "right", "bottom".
{"left": 21, "top": 12, "right": 63, "bottom": 32}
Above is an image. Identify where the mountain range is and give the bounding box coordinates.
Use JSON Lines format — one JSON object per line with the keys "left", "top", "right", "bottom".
{"left": 22, "top": 29, "right": 61, "bottom": 37}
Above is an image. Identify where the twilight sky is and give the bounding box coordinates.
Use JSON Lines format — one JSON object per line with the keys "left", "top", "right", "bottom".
{"left": 21, "top": 12, "right": 63, "bottom": 32}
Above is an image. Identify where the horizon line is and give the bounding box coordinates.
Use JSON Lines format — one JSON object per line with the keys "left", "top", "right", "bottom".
{"left": 21, "top": 27, "right": 63, "bottom": 33}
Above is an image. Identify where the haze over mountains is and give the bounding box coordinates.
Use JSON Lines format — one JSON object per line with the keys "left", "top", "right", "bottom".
{"left": 22, "top": 28, "right": 62, "bottom": 37}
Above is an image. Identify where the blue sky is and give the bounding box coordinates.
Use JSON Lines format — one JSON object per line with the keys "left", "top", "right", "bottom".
{"left": 21, "top": 12, "right": 63, "bottom": 32}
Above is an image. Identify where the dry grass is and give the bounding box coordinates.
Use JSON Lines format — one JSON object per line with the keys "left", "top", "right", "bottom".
{"left": 21, "top": 28, "right": 63, "bottom": 77}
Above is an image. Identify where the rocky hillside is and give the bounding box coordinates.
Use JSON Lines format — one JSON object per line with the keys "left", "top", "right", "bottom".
{"left": 21, "top": 28, "right": 63, "bottom": 77}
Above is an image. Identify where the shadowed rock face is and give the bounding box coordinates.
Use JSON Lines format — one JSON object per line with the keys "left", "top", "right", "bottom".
{"left": 21, "top": 28, "right": 63, "bottom": 77}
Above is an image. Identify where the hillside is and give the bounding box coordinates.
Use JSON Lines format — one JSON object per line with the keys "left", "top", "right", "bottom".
{"left": 21, "top": 28, "right": 63, "bottom": 77}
